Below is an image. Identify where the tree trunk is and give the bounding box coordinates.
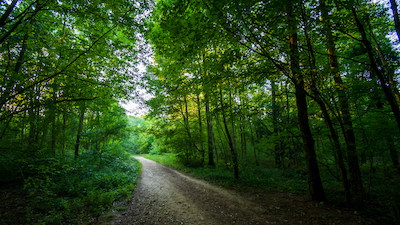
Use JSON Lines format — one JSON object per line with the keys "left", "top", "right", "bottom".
{"left": 50, "top": 83, "right": 58, "bottom": 155}
{"left": 27, "top": 107, "right": 37, "bottom": 155}
{"left": 229, "top": 87, "right": 236, "bottom": 151}
{"left": 197, "top": 93, "right": 204, "bottom": 163}
{"left": 352, "top": 6, "right": 400, "bottom": 134}
{"left": 74, "top": 105, "right": 85, "bottom": 158}
{"left": 369, "top": 28, "right": 400, "bottom": 103}
{"left": 390, "top": 0, "right": 400, "bottom": 42}
{"left": 387, "top": 134, "right": 400, "bottom": 173}
{"left": 220, "top": 89, "right": 239, "bottom": 179}
{"left": 203, "top": 53, "right": 215, "bottom": 166}
{"left": 271, "top": 78, "right": 282, "bottom": 168}
{"left": 206, "top": 93, "right": 215, "bottom": 166}
{"left": 318, "top": 0, "right": 355, "bottom": 202}
{"left": 0, "top": 0, "right": 19, "bottom": 27}
{"left": 249, "top": 116, "right": 259, "bottom": 166}
{"left": 216, "top": 116, "right": 229, "bottom": 162}
{"left": 288, "top": 3, "right": 327, "bottom": 202}
{"left": 62, "top": 112, "right": 66, "bottom": 155}
{"left": 211, "top": 119, "right": 218, "bottom": 167}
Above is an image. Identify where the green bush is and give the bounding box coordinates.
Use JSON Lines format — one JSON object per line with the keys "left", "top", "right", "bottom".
{"left": 21, "top": 149, "right": 140, "bottom": 224}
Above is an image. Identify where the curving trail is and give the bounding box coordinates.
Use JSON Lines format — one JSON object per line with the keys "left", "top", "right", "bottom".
{"left": 108, "top": 157, "right": 377, "bottom": 225}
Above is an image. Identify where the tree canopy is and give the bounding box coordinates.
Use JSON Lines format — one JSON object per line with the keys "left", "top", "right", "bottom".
{"left": 2, "top": 0, "right": 400, "bottom": 223}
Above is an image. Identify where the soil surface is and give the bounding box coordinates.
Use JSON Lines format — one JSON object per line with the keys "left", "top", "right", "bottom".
{"left": 108, "top": 157, "right": 378, "bottom": 225}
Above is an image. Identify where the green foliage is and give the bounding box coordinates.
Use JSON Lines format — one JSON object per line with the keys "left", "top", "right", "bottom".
{"left": 11, "top": 149, "right": 140, "bottom": 224}
{"left": 123, "top": 116, "right": 155, "bottom": 154}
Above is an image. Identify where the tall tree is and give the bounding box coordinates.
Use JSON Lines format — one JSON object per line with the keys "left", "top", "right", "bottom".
{"left": 288, "top": 1, "right": 327, "bottom": 202}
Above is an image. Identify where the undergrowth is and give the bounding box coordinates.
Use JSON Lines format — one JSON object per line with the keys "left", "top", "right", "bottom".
{"left": 0, "top": 149, "right": 140, "bottom": 225}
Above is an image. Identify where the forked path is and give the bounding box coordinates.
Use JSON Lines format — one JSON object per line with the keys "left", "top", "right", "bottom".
{"left": 109, "top": 157, "right": 377, "bottom": 225}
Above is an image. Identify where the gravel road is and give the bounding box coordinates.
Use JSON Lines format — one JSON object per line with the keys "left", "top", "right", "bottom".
{"left": 108, "top": 156, "right": 378, "bottom": 225}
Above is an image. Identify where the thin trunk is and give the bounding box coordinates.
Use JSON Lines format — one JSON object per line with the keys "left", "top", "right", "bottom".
{"left": 27, "top": 107, "right": 37, "bottom": 154}
{"left": 62, "top": 113, "right": 66, "bottom": 155}
{"left": 307, "top": 1, "right": 352, "bottom": 202}
{"left": 0, "top": 0, "right": 19, "bottom": 27}
{"left": 211, "top": 121, "right": 218, "bottom": 167}
{"left": 184, "top": 95, "right": 191, "bottom": 161}
{"left": 203, "top": 52, "right": 215, "bottom": 166}
{"left": 352, "top": 6, "right": 400, "bottom": 133}
{"left": 206, "top": 93, "right": 215, "bottom": 166}
{"left": 50, "top": 107, "right": 56, "bottom": 155}
{"left": 197, "top": 94, "right": 204, "bottom": 163}
{"left": 370, "top": 29, "right": 400, "bottom": 103}
{"left": 179, "top": 95, "right": 200, "bottom": 155}
{"left": 184, "top": 95, "right": 191, "bottom": 139}
{"left": 39, "top": 119, "right": 49, "bottom": 151}
{"left": 240, "top": 116, "right": 244, "bottom": 159}
{"left": 14, "top": 33, "right": 28, "bottom": 73}
{"left": 288, "top": 3, "right": 327, "bottom": 202}
{"left": 220, "top": 89, "right": 239, "bottom": 179}
{"left": 229, "top": 87, "right": 236, "bottom": 150}
{"left": 271, "top": 78, "right": 282, "bottom": 168}
{"left": 50, "top": 84, "right": 57, "bottom": 155}
{"left": 74, "top": 105, "right": 85, "bottom": 158}
{"left": 387, "top": 133, "right": 400, "bottom": 173}
{"left": 390, "top": 0, "right": 400, "bottom": 42}
{"left": 241, "top": 115, "right": 247, "bottom": 158}
{"left": 249, "top": 116, "right": 259, "bottom": 166}
{"left": 216, "top": 116, "right": 229, "bottom": 161}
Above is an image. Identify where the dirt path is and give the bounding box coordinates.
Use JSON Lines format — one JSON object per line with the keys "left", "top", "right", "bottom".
{"left": 108, "top": 157, "right": 378, "bottom": 225}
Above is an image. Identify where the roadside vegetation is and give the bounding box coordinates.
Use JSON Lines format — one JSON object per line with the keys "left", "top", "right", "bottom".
{"left": 0, "top": 0, "right": 146, "bottom": 224}
{"left": 1, "top": 148, "right": 140, "bottom": 224}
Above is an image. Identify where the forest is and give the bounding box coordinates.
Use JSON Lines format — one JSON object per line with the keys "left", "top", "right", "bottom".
{"left": 1, "top": 0, "right": 400, "bottom": 224}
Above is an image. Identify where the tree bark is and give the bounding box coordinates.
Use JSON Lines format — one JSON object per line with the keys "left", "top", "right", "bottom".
{"left": 74, "top": 105, "right": 85, "bottom": 158}
{"left": 203, "top": 53, "right": 215, "bottom": 166}
{"left": 318, "top": 0, "right": 358, "bottom": 202}
{"left": 249, "top": 115, "right": 259, "bottom": 166}
{"left": 229, "top": 87, "right": 236, "bottom": 151}
{"left": 62, "top": 112, "right": 66, "bottom": 155}
{"left": 352, "top": 7, "right": 400, "bottom": 133}
{"left": 271, "top": 78, "right": 282, "bottom": 168}
{"left": 220, "top": 89, "right": 239, "bottom": 179}
{"left": 288, "top": 3, "right": 327, "bottom": 202}
{"left": 197, "top": 93, "right": 204, "bottom": 163}
{"left": 303, "top": 24, "right": 352, "bottom": 204}
{"left": 390, "top": 0, "right": 400, "bottom": 42}
{"left": 0, "top": 0, "right": 19, "bottom": 27}
{"left": 206, "top": 93, "right": 215, "bottom": 166}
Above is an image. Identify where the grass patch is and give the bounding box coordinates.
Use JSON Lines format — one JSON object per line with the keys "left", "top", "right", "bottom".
{"left": 115, "top": 206, "right": 126, "bottom": 211}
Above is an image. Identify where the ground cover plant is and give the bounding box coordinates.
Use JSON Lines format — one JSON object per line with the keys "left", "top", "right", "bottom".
{"left": 0, "top": 149, "right": 140, "bottom": 224}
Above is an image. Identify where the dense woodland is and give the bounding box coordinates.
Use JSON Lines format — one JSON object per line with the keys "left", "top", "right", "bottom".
{"left": 2, "top": 0, "right": 400, "bottom": 224}
{"left": 142, "top": 0, "right": 400, "bottom": 222}
{"left": 0, "top": 0, "right": 145, "bottom": 223}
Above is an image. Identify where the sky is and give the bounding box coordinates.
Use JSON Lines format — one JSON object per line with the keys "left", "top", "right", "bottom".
{"left": 119, "top": 63, "right": 152, "bottom": 117}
